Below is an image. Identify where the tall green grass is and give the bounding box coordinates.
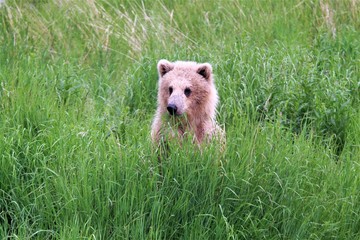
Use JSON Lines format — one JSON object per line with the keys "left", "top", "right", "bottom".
{"left": 1, "top": 0, "right": 359, "bottom": 239}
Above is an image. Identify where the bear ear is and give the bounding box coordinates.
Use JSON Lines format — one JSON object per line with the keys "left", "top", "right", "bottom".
{"left": 157, "top": 59, "right": 174, "bottom": 77}
{"left": 196, "top": 63, "right": 212, "bottom": 81}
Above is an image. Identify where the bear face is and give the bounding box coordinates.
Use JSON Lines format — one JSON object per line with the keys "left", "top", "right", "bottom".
{"left": 157, "top": 60, "right": 218, "bottom": 120}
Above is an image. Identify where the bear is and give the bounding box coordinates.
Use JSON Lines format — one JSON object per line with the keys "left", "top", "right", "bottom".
{"left": 151, "top": 59, "right": 225, "bottom": 148}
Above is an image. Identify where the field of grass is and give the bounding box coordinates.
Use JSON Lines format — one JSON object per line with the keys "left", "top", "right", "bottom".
{"left": 0, "top": 0, "right": 359, "bottom": 239}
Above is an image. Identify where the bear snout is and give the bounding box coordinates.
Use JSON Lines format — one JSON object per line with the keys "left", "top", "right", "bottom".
{"left": 167, "top": 104, "right": 178, "bottom": 116}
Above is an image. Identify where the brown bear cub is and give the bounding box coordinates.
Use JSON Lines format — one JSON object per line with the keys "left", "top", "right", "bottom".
{"left": 151, "top": 59, "right": 224, "bottom": 148}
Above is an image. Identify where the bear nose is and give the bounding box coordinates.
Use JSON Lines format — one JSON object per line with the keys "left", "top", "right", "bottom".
{"left": 167, "top": 104, "right": 177, "bottom": 115}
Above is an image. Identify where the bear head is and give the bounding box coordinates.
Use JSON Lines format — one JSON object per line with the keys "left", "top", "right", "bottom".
{"left": 156, "top": 59, "right": 218, "bottom": 121}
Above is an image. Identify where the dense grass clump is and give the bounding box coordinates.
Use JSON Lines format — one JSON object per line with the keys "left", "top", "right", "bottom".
{"left": 0, "top": 0, "right": 359, "bottom": 239}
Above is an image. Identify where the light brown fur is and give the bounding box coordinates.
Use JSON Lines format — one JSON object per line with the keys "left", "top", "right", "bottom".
{"left": 151, "top": 59, "right": 224, "bottom": 147}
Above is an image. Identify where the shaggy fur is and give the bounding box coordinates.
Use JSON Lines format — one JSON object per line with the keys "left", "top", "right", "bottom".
{"left": 151, "top": 59, "right": 224, "bottom": 146}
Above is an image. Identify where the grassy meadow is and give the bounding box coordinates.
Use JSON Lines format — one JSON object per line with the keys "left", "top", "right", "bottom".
{"left": 0, "top": 0, "right": 359, "bottom": 239}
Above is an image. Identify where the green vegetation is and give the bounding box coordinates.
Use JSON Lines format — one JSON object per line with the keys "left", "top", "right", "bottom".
{"left": 1, "top": 0, "right": 359, "bottom": 239}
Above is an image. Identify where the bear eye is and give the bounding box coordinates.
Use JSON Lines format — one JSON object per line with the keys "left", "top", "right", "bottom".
{"left": 169, "top": 87, "right": 173, "bottom": 95}
{"left": 184, "top": 88, "right": 191, "bottom": 97}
